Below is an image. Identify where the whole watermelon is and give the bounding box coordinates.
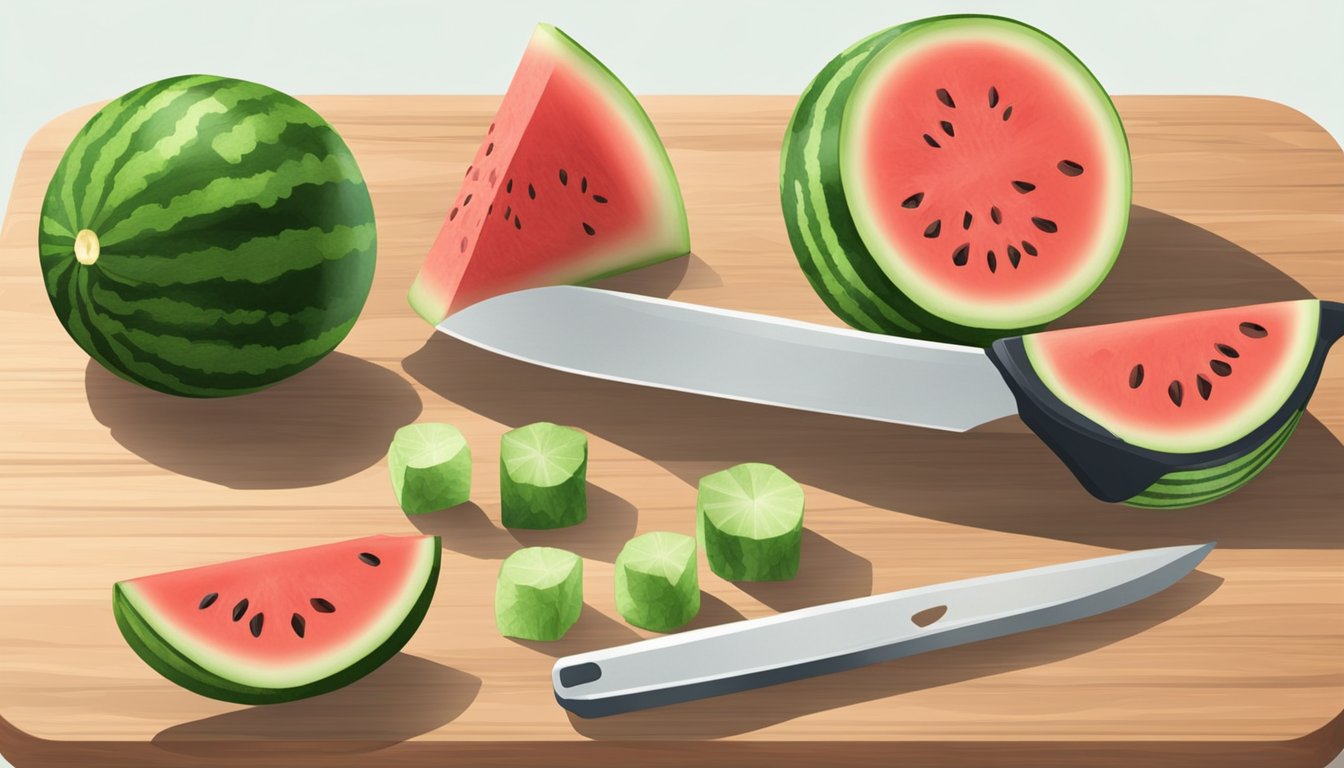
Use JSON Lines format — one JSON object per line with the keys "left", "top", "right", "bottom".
{"left": 38, "top": 75, "right": 376, "bottom": 397}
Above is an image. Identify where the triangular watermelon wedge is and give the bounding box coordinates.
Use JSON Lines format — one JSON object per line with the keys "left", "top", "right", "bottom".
{"left": 113, "top": 535, "right": 439, "bottom": 704}
{"left": 409, "top": 24, "right": 690, "bottom": 324}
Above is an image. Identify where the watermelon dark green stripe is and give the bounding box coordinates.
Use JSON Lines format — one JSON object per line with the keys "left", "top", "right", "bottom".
{"left": 40, "top": 75, "right": 375, "bottom": 397}
{"left": 1126, "top": 412, "right": 1302, "bottom": 509}
{"left": 781, "top": 27, "right": 927, "bottom": 336}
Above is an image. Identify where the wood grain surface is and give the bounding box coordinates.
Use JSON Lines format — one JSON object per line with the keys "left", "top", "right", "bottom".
{"left": 0, "top": 95, "right": 1341, "bottom": 767}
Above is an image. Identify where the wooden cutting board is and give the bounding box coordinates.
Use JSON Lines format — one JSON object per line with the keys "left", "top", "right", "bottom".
{"left": 1, "top": 96, "right": 1341, "bottom": 767}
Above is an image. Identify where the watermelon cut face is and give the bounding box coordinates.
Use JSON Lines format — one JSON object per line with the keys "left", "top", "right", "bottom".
{"left": 783, "top": 16, "right": 1130, "bottom": 344}
{"left": 39, "top": 75, "right": 376, "bottom": 397}
{"left": 989, "top": 300, "right": 1344, "bottom": 507}
{"left": 1025, "top": 301, "right": 1318, "bottom": 453}
{"left": 113, "top": 535, "right": 439, "bottom": 703}
{"left": 408, "top": 24, "right": 689, "bottom": 324}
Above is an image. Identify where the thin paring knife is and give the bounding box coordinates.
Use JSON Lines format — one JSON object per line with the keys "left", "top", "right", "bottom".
{"left": 551, "top": 543, "right": 1213, "bottom": 718}
{"left": 437, "top": 286, "right": 1342, "bottom": 502}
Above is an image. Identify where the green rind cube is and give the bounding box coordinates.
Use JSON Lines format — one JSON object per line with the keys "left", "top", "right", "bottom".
{"left": 615, "top": 531, "right": 700, "bottom": 632}
{"left": 697, "top": 462, "right": 805, "bottom": 581}
{"left": 499, "top": 422, "right": 588, "bottom": 529}
{"left": 388, "top": 422, "right": 472, "bottom": 515}
{"left": 494, "top": 547, "right": 583, "bottom": 641}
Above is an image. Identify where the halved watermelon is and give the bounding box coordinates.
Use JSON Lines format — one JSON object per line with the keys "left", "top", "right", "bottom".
{"left": 113, "top": 535, "right": 439, "bottom": 703}
{"left": 408, "top": 24, "right": 690, "bottom": 324}
{"left": 989, "top": 300, "right": 1344, "bottom": 507}
{"left": 782, "top": 15, "right": 1130, "bottom": 344}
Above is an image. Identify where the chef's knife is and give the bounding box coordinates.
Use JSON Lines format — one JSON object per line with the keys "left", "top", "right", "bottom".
{"left": 437, "top": 286, "right": 1342, "bottom": 503}
{"left": 551, "top": 542, "right": 1213, "bottom": 718}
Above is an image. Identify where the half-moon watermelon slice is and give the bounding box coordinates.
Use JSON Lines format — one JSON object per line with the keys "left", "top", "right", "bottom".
{"left": 408, "top": 24, "right": 690, "bottom": 324}
{"left": 783, "top": 15, "right": 1130, "bottom": 344}
{"left": 989, "top": 300, "right": 1344, "bottom": 508}
{"left": 113, "top": 534, "right": 440, "bottom": 704}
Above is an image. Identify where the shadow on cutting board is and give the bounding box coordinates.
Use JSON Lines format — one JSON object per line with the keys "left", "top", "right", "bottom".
{"left": 84, "top": 352, "right": 421, "bottom": 489}
{"left": 403, "top": 206, "right": 1344, "bottom": 550}
{"left": 408, "top": 485, "right": 638, "bottom": 562}
{"left": 566, "top": 571, "right": 1222, "bottom": 739}
{"left": 152, "top": 653, "right": 478, "bottom": 751}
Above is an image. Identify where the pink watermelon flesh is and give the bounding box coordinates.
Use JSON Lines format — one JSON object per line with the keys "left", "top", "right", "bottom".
{"left": 408, "top": 24, "right": 689, "bottom": 324}
{"left": 1024, "top": 300, "right": 1318, "bottom": 453}
{"left": 845, "top": 23, "right": 1130, "bottom": 328}
{"left": 115, "top": 534, "right": 439, "bottom": 696}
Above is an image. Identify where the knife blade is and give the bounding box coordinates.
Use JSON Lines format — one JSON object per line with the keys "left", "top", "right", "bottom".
{"left": 438, "top": 285, "right": 1017, "bottom": 432}
{"left": 552, "top": 542, "right": 1214, "bottom": 718}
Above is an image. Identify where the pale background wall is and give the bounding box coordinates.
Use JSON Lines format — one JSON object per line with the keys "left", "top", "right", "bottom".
{"left": 1, "top": 0, "right": 1341, "bottom": 765}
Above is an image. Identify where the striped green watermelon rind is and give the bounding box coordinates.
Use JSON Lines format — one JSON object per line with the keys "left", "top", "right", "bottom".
{"left": 112, "top": 538, "right": 440, "bottom": 705}
{"left": 780, "top": 16, "right": 1130, "bottom": 345}
{"left": 40, "top": 75, "right": 376, "bottom": 398}
{"left": 1125, "top": 410, "right": 1301, "bottom": 509}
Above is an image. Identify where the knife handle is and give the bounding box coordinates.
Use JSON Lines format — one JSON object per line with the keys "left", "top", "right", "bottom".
{"left": 986, "top": 300, "right": 1344, "bottom": 503}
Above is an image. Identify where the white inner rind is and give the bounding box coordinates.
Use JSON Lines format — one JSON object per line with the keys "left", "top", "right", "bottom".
{"left": 119, "top": 538, "right": 438, "bottom": 690}
{"left": 840, "top": 17, "right": 1131, "bottom": 330}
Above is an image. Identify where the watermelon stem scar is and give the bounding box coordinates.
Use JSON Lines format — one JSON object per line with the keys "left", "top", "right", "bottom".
{"left": 988, "top": 300, "right": 1344, "bottom": 507}
{"left": 74, "top": 229, "right": 100, "bottom": 265}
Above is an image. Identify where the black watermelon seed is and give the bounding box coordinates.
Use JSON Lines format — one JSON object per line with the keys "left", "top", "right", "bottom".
{"left": 310, "top": 598, "right": 335, "bottom": 613}
{"left": 1058, "top": 160, "right": 1084, "bottom": 176}
{"left": 559, "top": 169, "right": 568, "bottom": 185}
{"left": 1197, "top": 375, "right": 1213, "bottom": 400}
{"left": 232, "top": 599, "right": 249, "bottom": 622}
{"left": 987, "top": 250, "right": 998, "bottom": 273}
{"left": 359, "top": 552, "right": 381, "bottom": 567}
{"left": 988, "top": 86, "right": 999, "bottom": 108}
{"left": 592, "top": 194, "right": 608, "bottom": 204}
{"left": 581, "top": 176, "right": 588, "bottom": 193}
{"left": 1210, "top": 359, "right": 1233, "bottom": 377}
{"left": 901, "top": 192, "right": 925, "bottom": 209}
{"left": 1168, "top": 380, "right": 1184, "bottom": 406}
{"left": 990, "top": 206, "right": 1002, "bottom": 224}
{"left": 923, "top": 220, "right": 941, "bottom": 238}
{"left": 582, "top": 222, "right": 596, "bottom": 236}
{"left": 1031, "top": 217, "right": 1058, "bottom": 234}
{"left": 1002, "top": 105, "right": 1014, "bottom": 121}
{"left": 1239, "top": 321, "right": 1268, "bottom": 338}
{"left": 504, "top": 206, "right": 511, "bottom": 220}
{"left": 249, "top": 613, "right": 264, "bottom": 638}
{"left": 528, "top": 183, "right": 536, "bottom": 200}
{"left": 463, "top": 193, "right": 472, "bottom": 206}
{"left": 952, "top": 243, "right": 970, "bottom": 266}
{"left": 485, "top": 142, "right": 494, "bottom": 156}
{"left": 1021, "top": 240, "right": 1038, "bottom": 256}
{"left": 1215, "top": 343, "right": 1240, "bottom": 358}
{"left": 940, "top": 120, "right": 955, "bottom": 137}
{"left": 1012, "top": 180, "right": 1036, "bottom": 193}
{"left": 487, "top": 203, "right": 493, "bottom": 215}
{"left": 936, "top": 88, "right": 955, "bottom": 108}
{"left": 465, "top": 165, "right": 472, "bottom": 178}
{"left": 198, "top": 593, "right": 218, "bottom": 610}
{"left": 1007, "top": 245, "right": 1022, "bottom": 267}
{"left": 514, "top": 216, "right": 522, "bottom": 230}
{"left": 488, "top": 123, "right": 494, "bottom": 134}
{"left": 1129, "top": 364, "right": 1144, "bottom": 389}
{"left": 291, "top": 613, "right": 306, "bottom": 638}
{"left": 923, "top": 133, "right": 941, "bottom": 148}
{"left": 448, "top": 207, "right": 458, "bottom": 221}
{"left": 962, "top": 211, "right": 972, "bottom": 229}
{"left": 506, "top": 179, "right": 513, "bottom": 193}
